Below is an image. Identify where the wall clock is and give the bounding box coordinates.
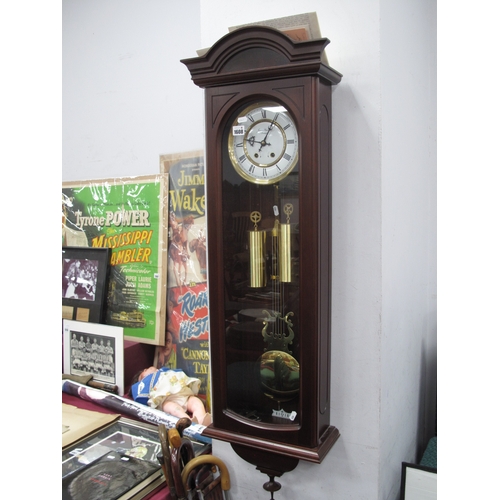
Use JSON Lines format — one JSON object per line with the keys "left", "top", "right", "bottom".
{"left": 182, "top": 25, "right": 342, "bottom": 496}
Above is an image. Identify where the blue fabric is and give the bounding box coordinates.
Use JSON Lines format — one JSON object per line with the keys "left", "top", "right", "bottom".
{"left": 130, "top": 368, "right": 183, "bottom": 405}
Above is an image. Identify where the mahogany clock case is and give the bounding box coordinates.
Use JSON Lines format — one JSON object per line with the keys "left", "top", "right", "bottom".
{"left": 182, "top": 26, "right": 342, "bottom": 464}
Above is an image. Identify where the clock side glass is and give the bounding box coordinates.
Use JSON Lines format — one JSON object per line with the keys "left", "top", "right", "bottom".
{"left": 222, "top": 101, "right": 301, "bottom": 426}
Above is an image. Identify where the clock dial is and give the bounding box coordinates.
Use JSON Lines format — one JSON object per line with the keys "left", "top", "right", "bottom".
{"left": 228, "top": 102, "right": 298, "bottom": 184}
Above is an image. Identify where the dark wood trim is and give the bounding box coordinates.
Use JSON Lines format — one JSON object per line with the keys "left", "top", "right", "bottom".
{"left": 203, "top": 424, "right": 340, "bottom": 464}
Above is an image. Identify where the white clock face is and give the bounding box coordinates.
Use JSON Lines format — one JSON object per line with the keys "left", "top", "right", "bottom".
{"left": 228, "top": 102, "right": 299, "bottom": 184}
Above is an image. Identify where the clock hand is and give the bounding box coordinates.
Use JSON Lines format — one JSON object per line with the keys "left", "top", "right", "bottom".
{"left": 247, "top": 135, "right": 271, "bottom": 150}
{"left": 259, "top": 116, "right": 278, "bottom": 151}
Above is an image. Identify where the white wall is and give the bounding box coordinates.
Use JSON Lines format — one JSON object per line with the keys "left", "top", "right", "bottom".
{"left": 62, "top": 1, "right": 437, "bottom": 499}
{"left": 62, "top": 0, "right": 203, "bottom": 181}
{"left": 379, "top": 0, "right": 437, "bottom": 498}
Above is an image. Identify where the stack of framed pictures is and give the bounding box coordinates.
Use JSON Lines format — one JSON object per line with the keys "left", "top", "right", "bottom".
{"left": 62, "top": 418, "right": 164, "bottom": 500}
{"left": 62, "top": 417, "right": 211, "bottom": 500}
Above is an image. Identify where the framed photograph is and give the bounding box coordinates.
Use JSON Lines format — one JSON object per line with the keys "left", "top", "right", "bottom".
{"left": 62, "top": 246, "right": 111, "bottom": 323}
{"left": 62, "top": 417, "right": 164, "bottom": 500}
{"left": 63, "top": 320, "right": 125, "bottom": 396}
{"left": 401, "top": 462, "right": 437, "bottom": 500}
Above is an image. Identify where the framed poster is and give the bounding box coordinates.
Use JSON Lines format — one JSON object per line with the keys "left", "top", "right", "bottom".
{"left": 159, "top": 152, "right": 210, "bottom": 409}
{"left": 62, "top": 246, "right": 111, "bottom": 323}
{"left": 62, "top": 175, "right": 169, "bottom": 345}
{"left": 63, "top": 320, "right": 125, "bottom": 396}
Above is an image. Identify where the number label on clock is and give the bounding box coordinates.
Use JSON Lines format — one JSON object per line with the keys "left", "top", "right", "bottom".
{"left": 232, "top": 125, "right": 245, "bottom": 136}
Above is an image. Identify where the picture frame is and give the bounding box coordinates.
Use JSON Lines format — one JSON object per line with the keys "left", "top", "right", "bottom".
{"left": 62, "top": 417, "right": 164, "bottom": 500}
{"left": 63, "top": 319, "right": 125, "bottom": 396}
{"left": 400, "top": 462, "right": 437, "bottom": 500}
{"left": 62, "top": 246, "right": 111, "bottom": 324}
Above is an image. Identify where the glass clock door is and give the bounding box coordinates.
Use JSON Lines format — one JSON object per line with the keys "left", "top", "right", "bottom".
{"left": 221, "top": 103, "right": 301, "bottom": 426}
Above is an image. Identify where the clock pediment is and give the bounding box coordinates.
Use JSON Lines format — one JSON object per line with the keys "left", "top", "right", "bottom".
{"left": 181, "top": 26, "right": 342, "bottom": 88}
{"left": 220, "top": 47, "right": 289, "bottom": 73}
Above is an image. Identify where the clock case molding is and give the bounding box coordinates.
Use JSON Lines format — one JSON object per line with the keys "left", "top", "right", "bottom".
{"left": 182, "top": 26, "right": 342, "bottom": 470}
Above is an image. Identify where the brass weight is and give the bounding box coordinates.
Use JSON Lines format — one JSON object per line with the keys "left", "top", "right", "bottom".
{"left": 249, "top": 211, "right": 266, "bottom": 288}
{"left": 279, "top": 203, "right": 294, "bottom": 283}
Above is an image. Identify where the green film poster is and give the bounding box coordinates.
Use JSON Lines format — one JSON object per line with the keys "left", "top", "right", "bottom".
{"left": 62, "top": 175, "right": 169, "bottom": 345}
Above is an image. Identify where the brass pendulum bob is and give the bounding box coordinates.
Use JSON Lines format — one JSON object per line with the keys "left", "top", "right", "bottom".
{"left": 279, "top": 203, "right": 293, "bottom": 283}
{"left": 249, "top": 211, "right": 266, "bottom": 288}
